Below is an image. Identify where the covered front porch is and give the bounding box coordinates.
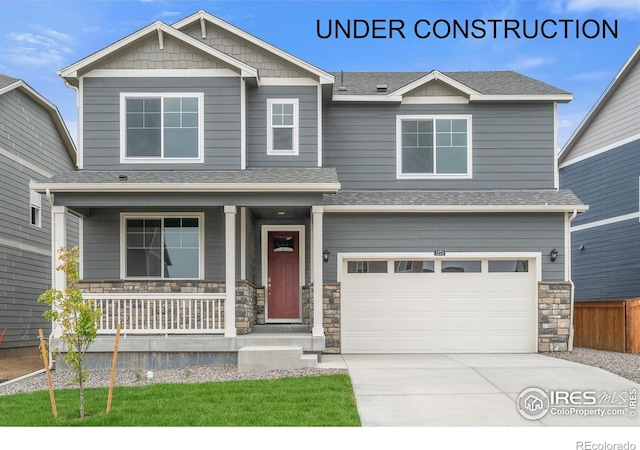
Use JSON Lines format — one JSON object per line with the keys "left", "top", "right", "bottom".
{"left": 31, "top": 169, "right": 341, "bottom": 370}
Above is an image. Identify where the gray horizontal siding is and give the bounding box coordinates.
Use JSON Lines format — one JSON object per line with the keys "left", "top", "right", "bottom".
{"left": 323, "top": 102, "right": 555, "bottom": 190}
{"left": 323, "top": 212, "right": 565, "bottom": 282}
{"left": 560, "top": 138, "right": 640, "bottom": 227}
{"left": 82, "top": 77, "right": 241, "bottom": 170}
{"left": 246, "top": 86, "right": 318, "bottom": 167}
{"left": 0, "top": 245, "right": 52, "bottom": 349}
{"left": 572, "top": 220, "right": 640, "bottom": 301}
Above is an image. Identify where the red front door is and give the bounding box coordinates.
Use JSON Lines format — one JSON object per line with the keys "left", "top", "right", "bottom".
{"left": 267, "top": 231, "right": 300, "bottom": 320}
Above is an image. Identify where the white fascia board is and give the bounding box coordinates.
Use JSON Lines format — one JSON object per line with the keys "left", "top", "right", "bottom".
{"left": 59, "top": 21, "right": 257, "bottom": 79}
{"left": 390, "top": 70, "right": 480, "bottom": 97}
{"left": 30, "top": 182, "right": 342, "bottom": 193}
{"left": 469, "top": 94, "right": 573, "bottom": 103}
{"left": 332, "top": 95, "right": 403, "bottom": 103}
{"left": 0, "top": 80, "right": 77, "bottom": 165}
{"left": 84, "top": 69, "right": 240, "bottom": 78}
{"left": 323, "top": 204, "right": 589, "bottom": 213}
{"left": 559, "top": 132, "right": 640, "bottom": 169}
{"left": 172, "top": 11, "right": 334, "bottom": 85}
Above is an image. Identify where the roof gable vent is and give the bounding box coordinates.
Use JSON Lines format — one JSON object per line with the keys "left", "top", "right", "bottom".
{"left": 376, "top": 84, "right": 388, "bottom": 92}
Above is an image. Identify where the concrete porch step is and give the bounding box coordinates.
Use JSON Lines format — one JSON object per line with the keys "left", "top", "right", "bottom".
{"left": 238, "top": 345, "right": 318, "bottom": 372}
{"left": 252, "top": 324, "right": 311, "bottom": 333}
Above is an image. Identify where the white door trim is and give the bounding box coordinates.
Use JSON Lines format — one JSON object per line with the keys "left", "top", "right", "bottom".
{"left": 261, "top": 225, "right": 306, "bottom": 323}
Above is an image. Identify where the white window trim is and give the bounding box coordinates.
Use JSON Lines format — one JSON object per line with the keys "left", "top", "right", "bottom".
{"left": 119, "top": 92, "right": 205, "bottom": 164}
{"left": 396, "top": 114, "right": 473, "bottom": 180}
{"left": 30, "top": 190, "right": 42, "bottom": 228}
{"left": 119, "top": 212, "right": 205, "bottom": 280}
{"left": 266, "top": 98, "right": 299, "bottom": 156}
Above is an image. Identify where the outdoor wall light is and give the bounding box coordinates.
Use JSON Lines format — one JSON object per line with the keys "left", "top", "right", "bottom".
{"left": 550, "top": 248, "right": 558, "bottom": 262}
{"left": 323, "top": 249, "right": 330, "bottom": 263}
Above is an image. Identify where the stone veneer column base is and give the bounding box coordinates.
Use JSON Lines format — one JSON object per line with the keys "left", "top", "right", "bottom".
{"left": 538, "top": 282, "right": 572, "bottom": 352}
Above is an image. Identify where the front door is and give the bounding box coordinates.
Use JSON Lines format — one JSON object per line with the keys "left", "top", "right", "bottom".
{"left": 267, "top": 231, "right": 301, "bottom": 321}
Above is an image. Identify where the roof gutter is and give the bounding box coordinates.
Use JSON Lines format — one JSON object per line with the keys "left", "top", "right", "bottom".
{"left": 323, "top": 204, "right": 589, "bottom": 213}
{"left": 30, "top": 181, "right": 342, "bottom": 194}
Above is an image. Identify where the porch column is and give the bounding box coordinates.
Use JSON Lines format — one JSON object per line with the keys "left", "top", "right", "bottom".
{"left": 51, "top": 206, "right": 68, "bottom": 339}
{"left": 224, "top": 205, "right": 237, "bottom": 337}
{"left": 312, "top": 206, "right": 324, "bottom": 337}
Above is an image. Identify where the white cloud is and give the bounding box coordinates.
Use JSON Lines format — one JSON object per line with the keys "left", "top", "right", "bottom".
{"left": 2, "top": 28, "right": 74, "bottom": 68}
{"left": 570, "top": 70, "right": 613, "bottom": 81}
{"left": 557, "top": 119, "right": 573, "bottom": 128}
{"left": 507, "top": 55, "right": 555, "bottom": 70}
{"left": 557, "top": 0, "right": 640, "bottom": 16}
{"left": 158, "top": 11, "right": 181, "bottom": 18}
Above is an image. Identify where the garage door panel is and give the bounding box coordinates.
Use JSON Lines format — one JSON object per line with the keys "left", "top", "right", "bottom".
{"left": 345, "top": 335, "right": 391, "bottom": 353}
{"left": 342, "top": 256, "right": 536, "bottom": 354}
{"left": 392, "top": 316, "right": 439, "bottom": 331}
{"left": 392, "top": 335, "right": 438, "bottom": 352}
{"left": 391, "top": 296, "right": 439, "bottom": 313}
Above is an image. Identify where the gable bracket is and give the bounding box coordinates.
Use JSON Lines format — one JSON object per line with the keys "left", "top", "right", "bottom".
{"left": 200, "top": 16, "right": 207, "bottom": 39}
{"left": 157, "top": 28, "right": 164, "bottom": 50}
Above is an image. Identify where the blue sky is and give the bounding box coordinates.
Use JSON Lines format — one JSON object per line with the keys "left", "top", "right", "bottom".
{"left": 0, "top": 0, "right": 639, "bottom": 150}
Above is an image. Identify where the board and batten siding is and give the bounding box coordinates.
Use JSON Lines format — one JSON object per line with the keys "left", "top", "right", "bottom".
{"left": 560, "top": 138, "right": 640, "bottom": 228}
{"left": 0, "top": 87, "right": 76, "bottom": 350}
{"left": 82, "top": 77, "right": 241, "bottom": 170}
{"left": 246, "top": 85, "right": 318, "bottom": 167}
{"left": 572, "top": 221, "right": 640, "bottom": 301}
{"left": 322, "top": 213, "right": 565, "bottom": 282}
{"left": 323, "top": 102, "right": 556, "bottom": 190}
{"left": 564, "top": 57, "right": 640, "bottom": 163}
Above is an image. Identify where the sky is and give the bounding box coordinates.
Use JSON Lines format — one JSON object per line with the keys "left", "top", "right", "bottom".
{"left": 0, "top": 0, "right": 639, "bottom": 151}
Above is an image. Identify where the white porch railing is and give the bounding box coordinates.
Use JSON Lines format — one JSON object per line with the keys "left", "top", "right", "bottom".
{"left": 89, "top": 293, "right": 225, "bottom": 335}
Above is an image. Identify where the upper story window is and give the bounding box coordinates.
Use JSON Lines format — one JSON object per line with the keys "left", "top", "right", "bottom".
{"left": 267, "top": 98, "right": 299, "bottom": 155}
{"left": 30, "top": 190, "right": 42, "bottom": 228}
{"left": 120, "top": 93, "right": 204, "bottom": 164}
{"left": 396, "top": 115, "right": 472, "bottom": 179}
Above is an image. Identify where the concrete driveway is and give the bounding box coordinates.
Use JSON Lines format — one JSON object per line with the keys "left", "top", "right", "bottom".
{"left": 339, "top": 353, "right": 640, "bottom": 426}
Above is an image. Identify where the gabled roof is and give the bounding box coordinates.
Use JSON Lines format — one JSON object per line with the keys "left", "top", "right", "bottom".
{"left": 58, "top": 20, "right": 258, "bottom": 86}
{"left": 172, "top": 11, "right": 334, "bottom": 84}
{"left": 0, "top": 75, "right": 77, "bottom": 166}
{"left": 559, "top": 43, "right": 640, "bottom": 164}
{"left": 332, "top": 70, "right": 572, "bottom": 102}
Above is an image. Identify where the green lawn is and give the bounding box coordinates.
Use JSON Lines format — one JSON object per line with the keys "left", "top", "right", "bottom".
{"left": 0, "top": 374, "right": 361, "bottom": 426}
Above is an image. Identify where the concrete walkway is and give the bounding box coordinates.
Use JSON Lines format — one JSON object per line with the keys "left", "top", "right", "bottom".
{"left": 331, "top": 353, "right": 640, "bottom": 427}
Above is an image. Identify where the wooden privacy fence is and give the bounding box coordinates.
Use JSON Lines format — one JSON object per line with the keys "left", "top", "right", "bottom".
{"left": 574, "top": 299, "right": 640, "bottom": 353}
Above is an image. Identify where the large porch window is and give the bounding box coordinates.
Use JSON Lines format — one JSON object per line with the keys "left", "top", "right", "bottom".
{"left": 121, "top": 213, "right": 204, "bottom": 279}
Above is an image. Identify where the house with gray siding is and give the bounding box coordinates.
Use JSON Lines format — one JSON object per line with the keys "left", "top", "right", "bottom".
{"left": 559, "top": 43, "right": 640, "bottom": 302}
{"left": 31, "top": 11, "right": 586, "bottom": 370}
{"left": 0, "top": 75, "right": 78, "bottom": 356}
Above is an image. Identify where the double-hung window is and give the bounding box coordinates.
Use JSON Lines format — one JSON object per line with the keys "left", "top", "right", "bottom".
{"left": 267, "top": 98, "right": 298, "bottom": 155}
{"left": 121, "top": 213, "right": 204, "bottom": 279}
{"left": 121, "top": 93, "right": 204, "bottom": 163}
{"left": 30, "top": 190, "right": 42, "bottom": 228}
{"left": 396, "top": 115, "right": 472, "bottom": 179}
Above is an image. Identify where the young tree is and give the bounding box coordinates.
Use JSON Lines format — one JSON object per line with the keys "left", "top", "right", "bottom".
{"left": 38, "top": 246, "right": 101, "bottom": 419}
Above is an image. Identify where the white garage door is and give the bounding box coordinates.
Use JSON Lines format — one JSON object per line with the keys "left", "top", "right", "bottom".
{"left": 341, "top": 256, "right": 538, "bottom": 353}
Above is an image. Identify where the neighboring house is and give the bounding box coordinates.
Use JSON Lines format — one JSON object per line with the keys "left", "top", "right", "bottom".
{"left": 0, "top": 74, "right": 78, "bottom": 355}
{"left": 31, "top": 11, "right": 586, "bottom": 370}
{"left": 559, "top": 43, "right": 640, "bottom": 302}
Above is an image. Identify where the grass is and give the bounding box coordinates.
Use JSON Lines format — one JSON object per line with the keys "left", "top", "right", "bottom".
{"left": 0, "top": 374, "right": 360, "bottom": 427}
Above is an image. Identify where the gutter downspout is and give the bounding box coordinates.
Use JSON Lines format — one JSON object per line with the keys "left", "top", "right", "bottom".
{"left": 567, "top": 209, "right": 578, "bottom": 351}
{"left": 46, "top": 188, "right": 55, "bottom": 370}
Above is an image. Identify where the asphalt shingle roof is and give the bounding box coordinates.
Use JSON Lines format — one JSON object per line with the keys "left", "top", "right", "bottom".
{"left": 0, "top": 73, "right": 20, "bottom": 90}
{"left": 323, "top": 190, "right": 584, "bottom": 207}
{"left": 43, "top": 168, "right": 340, "bottom": 185}
{"left": 331, "top": 71, "right": 570, "bottom": 96}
